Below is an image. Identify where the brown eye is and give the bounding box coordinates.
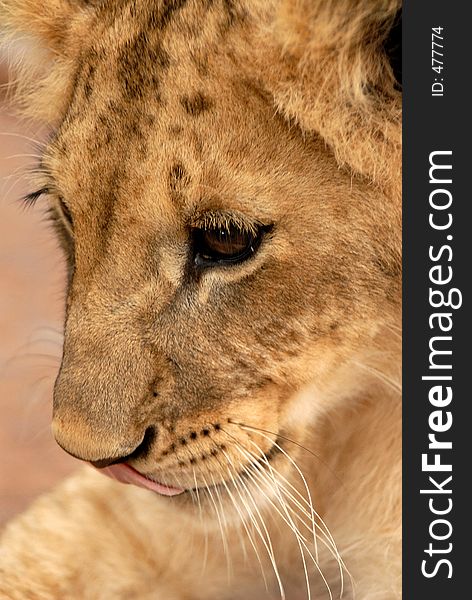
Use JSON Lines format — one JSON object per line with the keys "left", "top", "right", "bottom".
{"left": 193, "top": 223, "right": 267, "bottom": 266}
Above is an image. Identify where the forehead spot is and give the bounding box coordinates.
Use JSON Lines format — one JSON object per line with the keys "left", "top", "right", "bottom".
{"left": 169, "top": 163, "right": 191, "bottom": 192}
{"left": 147, "top": 0, "right": 190, "bottom": 31}
{"left": 116, "top": 33, "right": 170, "bottom": 99}
{"left": 180, "top": 92, "right": 213, "bottom": 117}
{"left": 81, "top": 62, "right": 96, "bottom": 100}
{"left": 168, "top": 124, "right": 183, "bottom": 137}
{"left": 88, "top": 102, "right": 155, "bottom": 157}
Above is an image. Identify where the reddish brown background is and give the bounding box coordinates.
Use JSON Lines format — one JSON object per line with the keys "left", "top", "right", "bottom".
{"left": 0, "top": 59, "right": 77, "bottom": 526}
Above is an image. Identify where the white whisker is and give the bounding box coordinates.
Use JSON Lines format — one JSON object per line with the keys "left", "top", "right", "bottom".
{"left": 231, "top": 441, "right": 315, "bottom": 600}
{"left": 352, "top": 361, "right": 401, "bottom": 394}
{"left": 211, "top": 472, "right": 234, "bottom": 583}
{"left": 212, "top": 458, "right": 249, "bottom": 564}
{"left": 237, "top": 425, "right": 344, "bottom": 575}
{"left": 218, "top": 469, "right": 270, "bottom": 592}
{"left": 227, "top": 425, "right": 352, "bottom": 599}
{"left": 200, "top": 472, "right": 232, "bottom": 583}
{"left": 192, "top": 468, "right": 209, "bottom": 576}
{"left": 222, "top": 450, "right": 286, "bottom": 600}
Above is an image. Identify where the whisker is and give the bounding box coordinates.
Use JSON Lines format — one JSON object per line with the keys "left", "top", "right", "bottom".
{"left": 227, "top": 420, "right": 343, "bottom": 486}
{"left": 0, "top": 131, "right": 47, "bottom": 148}
{"left": 352, "top": 361, "right": 401, "bottom": 394}
{"left": 247, "top": 454, "right": 313, "bottom": 600}
{"left": 243, "top": 441, "right": 350, "bottom": 600}
{"left": 200, "top": 472, "right": 232, "bottom": 583}
{"left": 242, "top": 454, "right": 312, "bottom": 546}
{"left": 225, "top": 424, "right": 322, "bottom": 560}
{"left": 217, "top": 467, "right": 270, "bottom": 593}
{"left": 242, "top": 444, "right": 342, "bottom": 560}
{"left": 3, "top": 153, "right": 44, "bottom": 161}
{"left": 223, "top": 425, "right": 353, "bottom": 599}
{"left": 222, "top": 451, "right": 286, "bottom": 600}
{"left": 238, "top": 426, "right": 346, "bottom": 598}
{"left": 210, "top": 472, "right": 234, "bottom": 584}
{"left": 231, "top": 442, "right": 315, "bottom": 600}
{"left": 192, "top": 468, "right": 210, "bottom": 576}
{"left": 222, "top": 426, "right": 346, "bottom": 572}
{"left": 211, "top": 457, "right": 249, "bottom": 564}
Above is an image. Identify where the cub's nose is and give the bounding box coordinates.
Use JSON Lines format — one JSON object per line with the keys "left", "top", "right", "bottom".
{"left": 88, "top": 427, "right": 157, "bottom": 468}
{"left": 52, "top": 419, "right": 157, "bottom": 466}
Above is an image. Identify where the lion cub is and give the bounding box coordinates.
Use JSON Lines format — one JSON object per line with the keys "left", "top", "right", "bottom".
{"left": 0, "top": 1, "right": 401, "bottom": 598}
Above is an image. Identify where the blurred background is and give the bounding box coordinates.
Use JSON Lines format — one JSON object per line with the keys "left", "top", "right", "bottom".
{"left": 0, "top": 54, "right": 76, "bottom": 526}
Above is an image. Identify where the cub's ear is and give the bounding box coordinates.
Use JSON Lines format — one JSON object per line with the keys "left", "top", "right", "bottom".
{"left": 0, "top": 0, "right": 94, "bottom": 119}
{"left": 255, "top": 0, "right": 402, "bottom": 199}
{"left": 0, "top": 0, "right": 91, "bottom": 49}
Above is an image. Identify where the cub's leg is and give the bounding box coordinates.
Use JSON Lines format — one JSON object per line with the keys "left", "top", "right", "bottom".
{"left": 0, "top": 468, "right": 205, "bottom": 599}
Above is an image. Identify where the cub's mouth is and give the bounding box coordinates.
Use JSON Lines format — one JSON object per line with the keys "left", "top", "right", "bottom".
{"left": 93, "top": 433, "right": 282, "bottom": 499}
{"left": 99, "top": 463, "right": 186, "bottom": 497}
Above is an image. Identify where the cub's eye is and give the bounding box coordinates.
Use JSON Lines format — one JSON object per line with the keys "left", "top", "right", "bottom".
{"left": 193, "top": 223, "right": 268, "bottom": 266}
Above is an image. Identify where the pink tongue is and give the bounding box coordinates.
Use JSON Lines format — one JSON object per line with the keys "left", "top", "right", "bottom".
{"left": 99, "top": 463, "right": 185, "bottom": 497}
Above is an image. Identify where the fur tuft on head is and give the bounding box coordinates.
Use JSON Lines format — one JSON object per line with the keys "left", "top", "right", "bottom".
{"left": 0, "top": 0, "right": 94, "bottom": 119}
{"left": 252, "top": 0, "right": 402, "bottom": 199}
{"left": 1, "top": 0, "right": 83, "bottom": 48}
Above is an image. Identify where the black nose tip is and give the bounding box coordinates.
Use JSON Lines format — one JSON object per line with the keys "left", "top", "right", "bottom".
{"left": 89, "top": 426, "right": 157, "bottom": 469}
{"left": 89, "top": 456, "right": 123, "bottom": 469}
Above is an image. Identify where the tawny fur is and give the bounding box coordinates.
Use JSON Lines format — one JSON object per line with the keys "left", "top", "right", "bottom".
{"left": 0, "top": 1, "right": 401, "bottom": 598}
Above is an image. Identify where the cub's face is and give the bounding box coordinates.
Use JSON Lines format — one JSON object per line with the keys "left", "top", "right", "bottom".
{"left": 21, "top": 1, "right": 399, "bottom": 506}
